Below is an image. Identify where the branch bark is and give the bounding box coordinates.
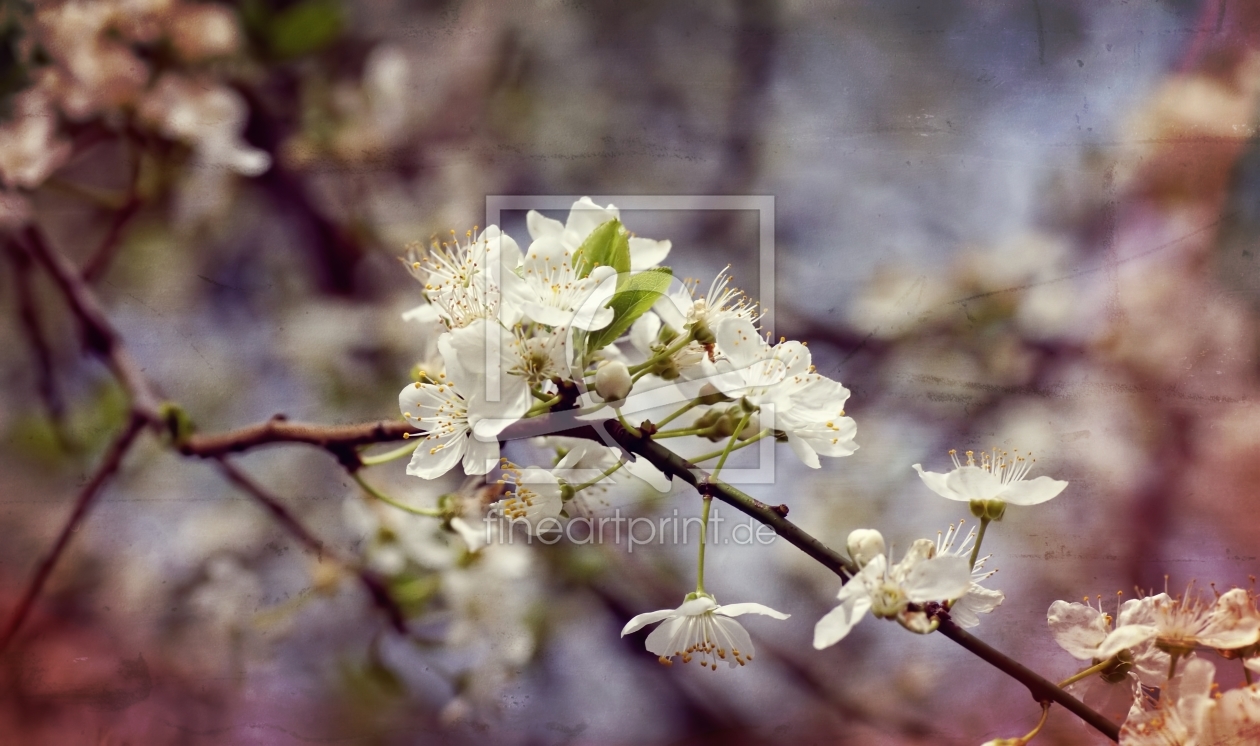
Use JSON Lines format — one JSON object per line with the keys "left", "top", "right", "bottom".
{"left": 0, "top": 414, "right": 146, "bottom": 654}
{"left": 17, "top": 225, "right": 162, "bottom": 424}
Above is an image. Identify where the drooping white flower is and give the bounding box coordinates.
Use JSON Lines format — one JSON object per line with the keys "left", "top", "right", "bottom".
{"left": 813, "top": 537, "right": 970, "bottom": 649}
{"left": 621, "top": 594, "right": 789, "bottom": 669}
{"left": 934, "top": 521, "right": 1004, "bottom": 628}
{"left": 491, "top": 463, "right": 564, "bottom": 535}
{"left": 404, "top": 225, "right": 529, "bottom": 329}
{"left": 343, "top": 496, "right": 452, "bottom": 574}
{"left": 526, "top": 196, "right": 671, "bottom": 273}
{"left": 912, "top": 448, "right": 1068, "bottom": 511}
{"left": 1047, "top": 594, "right": 1168, "bottom": 719}
{"left": 441, "top": 535, "right": 537, "bottom": 714}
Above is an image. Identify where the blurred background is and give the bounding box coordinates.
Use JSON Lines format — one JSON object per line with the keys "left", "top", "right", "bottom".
{"left": 3, "top": 0, "right": 1260, "bottom": 743}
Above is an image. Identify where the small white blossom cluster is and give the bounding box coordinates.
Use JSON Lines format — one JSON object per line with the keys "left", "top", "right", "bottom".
{"left": 811, "top": 447, "right": 1068, "bottom": 649}
{"left": 384, "top": 201, "right": 1084, "bottom": 699}
{"left": 395, "top": 197, "right": 858, "bottom": 521}
{"left": 388, "top": 198, "right": 866, "bottom": 675}
{"left": 1047, "top": 584, "right": 1260, "bottom": 745}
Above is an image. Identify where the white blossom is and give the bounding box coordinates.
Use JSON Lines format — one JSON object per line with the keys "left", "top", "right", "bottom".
{"left": 1048, "top": 594, "right": 1168, "bottom": 718}
{"left": 655, "top": 266, "right": 758, "bottom": 338}
{"left": 399, "top": 334, "right": 524, "bottom": 479}
{"left": 913, "top": 447, "right": 1067, "bottom": 509}
{"left": 713, "top": 318, "right": 857, "bottom": 467}
{"left": 1100, "top": 586, "right": 1260, "bottom": 659}
{"left": 491, "top": 463, "right": 564, "bottom": 534}
{"left": 935, "top": 521, "right": 1005, "bottom": 628}
{"left": 813, "top": 538, "right": 970, "bottom": 648}
{"left": 621, "top": 594, "right": 789, "bottom": 669}
{"left": 543, "top": 437, "right": 669, "bottom": 516}
{"left": 404, "top": 225, "right": 529, "bottom": 329}
{"left": 526, "top": 196, "right": 671, "bottom": 273}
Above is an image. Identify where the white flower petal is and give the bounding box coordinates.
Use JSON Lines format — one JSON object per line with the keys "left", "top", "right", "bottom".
{"left": 629, "top": 236, "right": 671, "bottom": 271}
{"left": 621, "top": 607, "right": 677, "bottom": 636}
{"left": 813, "top": 591, "right": 871, "bottom": 649}
{"left": 526, "top": 209, "right": 563, "bottom": 240}
{"left": 461, "top": 435, "right": 500, "bottom": 476}
{"left": 904, "top": 555, "right": 971, "bottom": 603}
{"left": 912, "top": 464, "right": 961, "bottom": 501}
{"left": 714, "top": 603, "right": 790, "bottom": 620}
{"left": 1096, "top": 624, "right": 1158, "bottom": 661}
{"left": 405, "top": 433, "right": 465, "bottom": 479}
{"left": 1048, "top": 600, "right": 1110, "bottom": 660}
{"left": 951, "top": 585, "right": 1005, "bottom": 628}
{"left": 999, "top": 475, "right": 1069, "bottom": 506}
{"left": 944, "top": 466, "right": 1003, "bottom": 502}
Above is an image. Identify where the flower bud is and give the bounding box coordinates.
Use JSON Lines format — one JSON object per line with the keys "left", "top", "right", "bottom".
{"left": 697, "top": 383, "right": 730, "bottom": 406}
{"left": 594, "top": 360, "right": 632, "bottom": 403}
{"left": 846, "top": 528, "right": 885, "bottom": 567}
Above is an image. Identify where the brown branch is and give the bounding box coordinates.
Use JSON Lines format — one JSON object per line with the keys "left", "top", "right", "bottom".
{"left": 213, "top": 458, "right": 408, "bottom": 635}
{"left": 5, "top": 241, "right": 70, "bottom": 447}
{"left": 599, "top": 419, "right": 859, "bottom": 578}
{"left": 0, "top": 232, "right": 1121, "bottom": 742}
{"left": 181, "top": 417, "right": 416, "bottom": 467}
{"left": 596, "top": 418, "right": 1118, "bottom": 742}
{"left": 937, "top": 619, "right": 1120, "bottom": 741}
{"left": 17, "top": 225, "right": 162, "bottom": 424}
{"left": 0, "top": 414, "right": 146, "bottom": 654}
{"left": 81, "top": 196, "right": 141, "bottom": 283}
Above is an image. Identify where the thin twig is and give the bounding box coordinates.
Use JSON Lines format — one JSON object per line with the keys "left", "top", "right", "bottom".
{"left": 213, "top": 458, "right": 409, "bottom": 635}
{"left": 5, "top": 241, "right": 70, "bottom": 447}
{"left": 17, "top": 225, "right": 162, "bottom": 424}
{"left": 0, "top": 414, "right": 146, "bottom": 654}
{"left": 181, "top": 417, "right": 417, "bottom": 469}
{"left": 82, "top": 196, "right": 141, "bottom": 282}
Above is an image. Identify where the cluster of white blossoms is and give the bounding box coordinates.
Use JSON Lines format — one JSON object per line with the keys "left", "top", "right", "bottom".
{"left": 1045, "top": 584, "right": 1260, "bottom": 745}
{"left": 380, "top": 200, "right": 1083, "bottom": 693}
{"left": 381, "top": 199, "right": 1260, "bottom": 741}
{"left": 384, "top": 197, "right": 868, "bottom": 671}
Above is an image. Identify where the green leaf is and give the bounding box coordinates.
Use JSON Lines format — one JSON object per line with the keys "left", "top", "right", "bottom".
{"left": 585, "top": 267, "right": 673, "bottom": 352}
{"left": 573, "top": 219, "right": 631, "bottom": 278}
{"left": 269, "top": 0, "right": 343, "bottom": 59}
